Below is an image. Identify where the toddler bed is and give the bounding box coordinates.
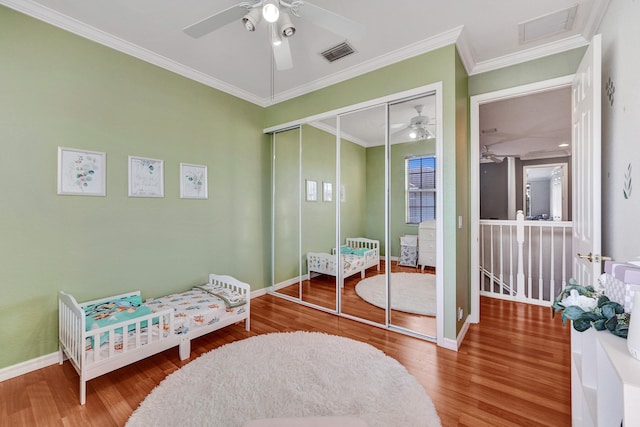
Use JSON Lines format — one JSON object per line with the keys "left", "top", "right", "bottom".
{"left": 307, "top": 238, "right": 380, "bottom": 285}
{"left": 58, "top": 274, "right": 250, "bottom": 404}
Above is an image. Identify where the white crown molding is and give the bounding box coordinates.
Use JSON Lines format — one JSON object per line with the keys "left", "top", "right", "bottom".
{"left": 469, "top": 34, "right": 590, "bottom": 75}
{"left": 454, "top": 26, "right": 477, "bottom": 74}
{"left": 270, "top": 26, "right": 464, "bottom": 105}
{"left": 1, "top": 0, "right": 266, "bottom": 106}
{"left": 307, "top": 121, "right": 373, "bottom": 147}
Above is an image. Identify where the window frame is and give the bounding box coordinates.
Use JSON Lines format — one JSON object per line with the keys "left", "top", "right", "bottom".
{"left": 405, "top": 155, "right": 436, "bottom": 224}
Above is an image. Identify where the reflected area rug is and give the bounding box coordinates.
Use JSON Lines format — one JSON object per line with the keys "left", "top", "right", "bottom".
{"left": 355, "top": 273, "right": 436, "bottom": 316}
{"left": 127, "top": 332, "right": 440, "bottom": 427}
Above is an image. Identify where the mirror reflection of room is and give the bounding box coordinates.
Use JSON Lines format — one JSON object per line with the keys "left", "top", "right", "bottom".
{"left": 270, "top": 90, "right": 439, "bottom": 341}
{"left": 387, "top": 95, "right": 437, "bottom": 338}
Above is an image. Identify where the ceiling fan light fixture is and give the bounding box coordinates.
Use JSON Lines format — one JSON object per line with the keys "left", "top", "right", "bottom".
{"left": 263, "top": 0, "right": 280, "bottom": 23}
{"left": 279, "top": 12, "right": 296, "bottom": 37}
{"left": 409, "top": 131, "right": 417, "bottom": 139}
{"left": 242, "top": 8, "right": 262, "bottom": 32}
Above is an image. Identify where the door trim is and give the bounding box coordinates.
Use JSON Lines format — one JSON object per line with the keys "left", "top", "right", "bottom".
{"left": 469, "top": 75, "right": 574, "bottom": 323}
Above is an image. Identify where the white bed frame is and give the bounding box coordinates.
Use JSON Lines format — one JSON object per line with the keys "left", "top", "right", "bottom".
{"left": 307, "top": 238, "right": 380, "bottom": 283}
{"left": 58, "top": 274, "right": 250, "bottom": 404}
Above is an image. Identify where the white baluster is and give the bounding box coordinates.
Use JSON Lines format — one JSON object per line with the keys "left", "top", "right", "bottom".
{"left": 516, "top": 210, "right": 525, "bottom": 300}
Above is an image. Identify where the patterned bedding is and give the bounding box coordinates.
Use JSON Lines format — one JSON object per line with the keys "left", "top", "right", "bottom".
{"left": 307, "top": 253, "right": 368, "bottom": 277}
{"left": 145, "top": 288, "right": 246, "bottom": 335}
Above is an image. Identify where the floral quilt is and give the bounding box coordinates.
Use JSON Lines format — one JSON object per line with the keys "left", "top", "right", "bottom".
{"left": 146, "top": 289, "right": 245, "bottom": 335}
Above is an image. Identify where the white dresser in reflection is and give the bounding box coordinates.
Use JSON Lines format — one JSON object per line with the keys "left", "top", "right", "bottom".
{"left": 418, "top": 221, "right": 436, "bottom": 270}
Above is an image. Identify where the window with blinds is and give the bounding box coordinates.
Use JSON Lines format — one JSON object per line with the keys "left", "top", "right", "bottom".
{"left": 406, "top": 156, "right": 436, "bottom": 224}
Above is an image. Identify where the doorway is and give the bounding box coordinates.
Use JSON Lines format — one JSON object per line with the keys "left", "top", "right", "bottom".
{"left": 470, "top": 75, "right": 574, "bottom": 322}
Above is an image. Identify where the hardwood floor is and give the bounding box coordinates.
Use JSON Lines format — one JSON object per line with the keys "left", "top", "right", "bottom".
{"left": 0, "top": 295, "right": 571, "bottom": 426}
{"left": 276, "top": 261, "right": 437, "bottom": 337}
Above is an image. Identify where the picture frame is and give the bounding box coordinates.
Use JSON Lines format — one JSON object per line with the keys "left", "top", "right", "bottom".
{"left": 57, "top": 147, "right": 106, "bottom": 196}
{"left": 180, "top": 163, "right": 208, "bottom": 199}
{"left": 323, "top": 181, "right": 333, "bottom": 202}
{"left": 128, "top": 155, "right": 164, "bottom": 197}
{"left": 305, "top": 179, "right": 317, "bottom": 201}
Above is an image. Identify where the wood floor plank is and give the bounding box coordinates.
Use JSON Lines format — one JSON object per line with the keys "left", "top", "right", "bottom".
{"left": 0, "top": 294, "right": 571, "bottom": 426}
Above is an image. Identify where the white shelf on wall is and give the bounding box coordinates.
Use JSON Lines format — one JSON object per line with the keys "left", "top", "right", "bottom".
{"left": 571, "top": 327, "right": 640, "bottom": 426}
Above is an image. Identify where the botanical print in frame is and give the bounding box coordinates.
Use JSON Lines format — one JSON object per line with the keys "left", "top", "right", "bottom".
{"left": 306, "top": 179, "right": 317, "bottom": 201}
{"left": 57, "top": 147, "right": 106, "bottom": 196}
{"left": 128, "top": 155, "right": 164, "bottom": 197}
{"left": 323, "top": 181, "right": 333, "bottom": 202}
{"left": 180, "top": 163, "right": 208, "bottom": 199}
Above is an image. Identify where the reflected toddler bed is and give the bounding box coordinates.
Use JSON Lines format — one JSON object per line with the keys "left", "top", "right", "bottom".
{"left": 307, "top": 238, "right": 380, "bottom": 285}
{"left": 58, "top": 274, "right": 250, "bottom": 404}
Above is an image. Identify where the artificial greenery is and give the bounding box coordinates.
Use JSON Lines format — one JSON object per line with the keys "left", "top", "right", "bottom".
{"left": 552, "top": 278, "right": 630, "bottom": 338}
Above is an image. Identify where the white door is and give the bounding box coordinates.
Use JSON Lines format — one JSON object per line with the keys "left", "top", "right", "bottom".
{"left": 572, "top": 34, "right": 603, "bottom": 287}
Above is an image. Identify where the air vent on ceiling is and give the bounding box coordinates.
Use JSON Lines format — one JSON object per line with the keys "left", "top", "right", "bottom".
{"left": 518, "top": 5, "right": 578, "bottom": 44}
{"left": 321, "top": 41, "right": 356, "bottom": 63}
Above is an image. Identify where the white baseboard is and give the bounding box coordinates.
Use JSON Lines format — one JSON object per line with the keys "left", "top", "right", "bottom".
{"left": 440, "top": 315, "right": 472, "bottom": 351}
{"left": 0, "top": 352, "right": 59, "bottom": 383}
{"left": 271, "top": 275, "right": 310, "bottom": 292}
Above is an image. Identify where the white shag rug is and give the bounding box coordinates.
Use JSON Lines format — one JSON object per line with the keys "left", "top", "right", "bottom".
{"left": 126, "top": 332, "right": 441, "bottom": 427}
{"left": 355, "top": 273, "right": 436, "bottom": 316}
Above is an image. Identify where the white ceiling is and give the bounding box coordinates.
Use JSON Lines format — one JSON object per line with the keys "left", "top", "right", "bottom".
{"left": 479, "top": 86, "right": 573, "bottom": 162}
{"left": 3, "top": 0, "right": 608, "bottom": 107}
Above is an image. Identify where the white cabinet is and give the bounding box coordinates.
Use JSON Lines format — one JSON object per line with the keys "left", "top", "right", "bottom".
{"left": 571, "top": 327, "right": 640, "bottom": 426}
{"left": 418, "top": 221, "right": 436, "bottom": 270}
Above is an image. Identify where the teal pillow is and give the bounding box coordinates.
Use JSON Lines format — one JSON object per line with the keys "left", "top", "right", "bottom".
{"left": 340, "top": 246, "right": 353, "bottom": 254}
{"left": 352, "top": 247, "right": 368, "bottom": 256}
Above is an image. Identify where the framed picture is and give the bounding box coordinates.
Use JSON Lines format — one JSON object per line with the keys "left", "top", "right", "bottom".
{"left": 180, "top": 163, "right": 208, "bottom": 199}
{"left": 128, "top": 155, "right": 164, "bottom": 197}
{"left": 323, "top": 181, "right": 333, "bottom": 202}
{"left": 57, "top": 147, "right": 106, "bottom": 196}
{"left": 305, "top": 179, "right": 317, "bottom": 201}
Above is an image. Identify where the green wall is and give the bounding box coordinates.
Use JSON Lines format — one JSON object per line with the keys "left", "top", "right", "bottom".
{"left": 340, "top": 137, "right": 368, "bottom": 243}
{"left": 454, "top": 50, "right": 470, "bottom": 335}
{"left": 301, "top": 125, "right": 337, "bottom": 271}
{"left": 0, "top": 6, "right": 270, "bottom": 368}
{"left": 273, "top": 128, "right": 301, "bottom": 283}
{"left": 468, "top": 47, "right": 587, "bottom": 95}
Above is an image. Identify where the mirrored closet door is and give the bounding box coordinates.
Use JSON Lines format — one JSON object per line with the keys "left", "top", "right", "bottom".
{"left": 338, "top": 105, "right": 387, "bottom": 325}
{"left": 300, "top": 122, "right": 338, "bottom": 311}
{"left": 388, "top": 94, "right": 437, "bottom": 338}
{"left": 272, "top": 127, "right": 303, "bottom": 301}
{"left": 270, "top": 86, "right": 441, "bottom": 342}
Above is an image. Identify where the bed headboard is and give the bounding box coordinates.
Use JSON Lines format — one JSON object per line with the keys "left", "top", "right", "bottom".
{"left": 345, "top": 237, "right": 379, "bottom": 250}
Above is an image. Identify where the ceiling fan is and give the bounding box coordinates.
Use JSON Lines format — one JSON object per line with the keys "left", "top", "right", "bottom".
{"left": 392, "top": 105, "right": 435, "bottom": 141}
{"left": 183, "top": 1, "right": 365, "bottom": 71}
{"left": 481, "top": 145, "right": 505, "bottom": 163}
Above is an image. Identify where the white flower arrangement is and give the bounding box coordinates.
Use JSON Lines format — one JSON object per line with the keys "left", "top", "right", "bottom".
{"left": 552, "top": 278, "right": 630, "bottom": 338}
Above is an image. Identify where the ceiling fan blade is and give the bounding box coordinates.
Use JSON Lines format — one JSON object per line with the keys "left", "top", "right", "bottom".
{"left": 299, "top": 2, "right": 365, "bottom": 41}
{"left": 273, "top": 37, "right": 293, "bottom": 70}
{"left": 183, "top": 4, "right": 248, "bottom": 38}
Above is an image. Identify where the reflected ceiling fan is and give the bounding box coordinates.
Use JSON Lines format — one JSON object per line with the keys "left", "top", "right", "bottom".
{"left": 183, "top": 1, "right": 365, "bottom": 70}
{"left": 392, "top": 105, "right": 435, "bottom": 141}
{"left": 481, "top": 145, "right": 505, "bottom": 163}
